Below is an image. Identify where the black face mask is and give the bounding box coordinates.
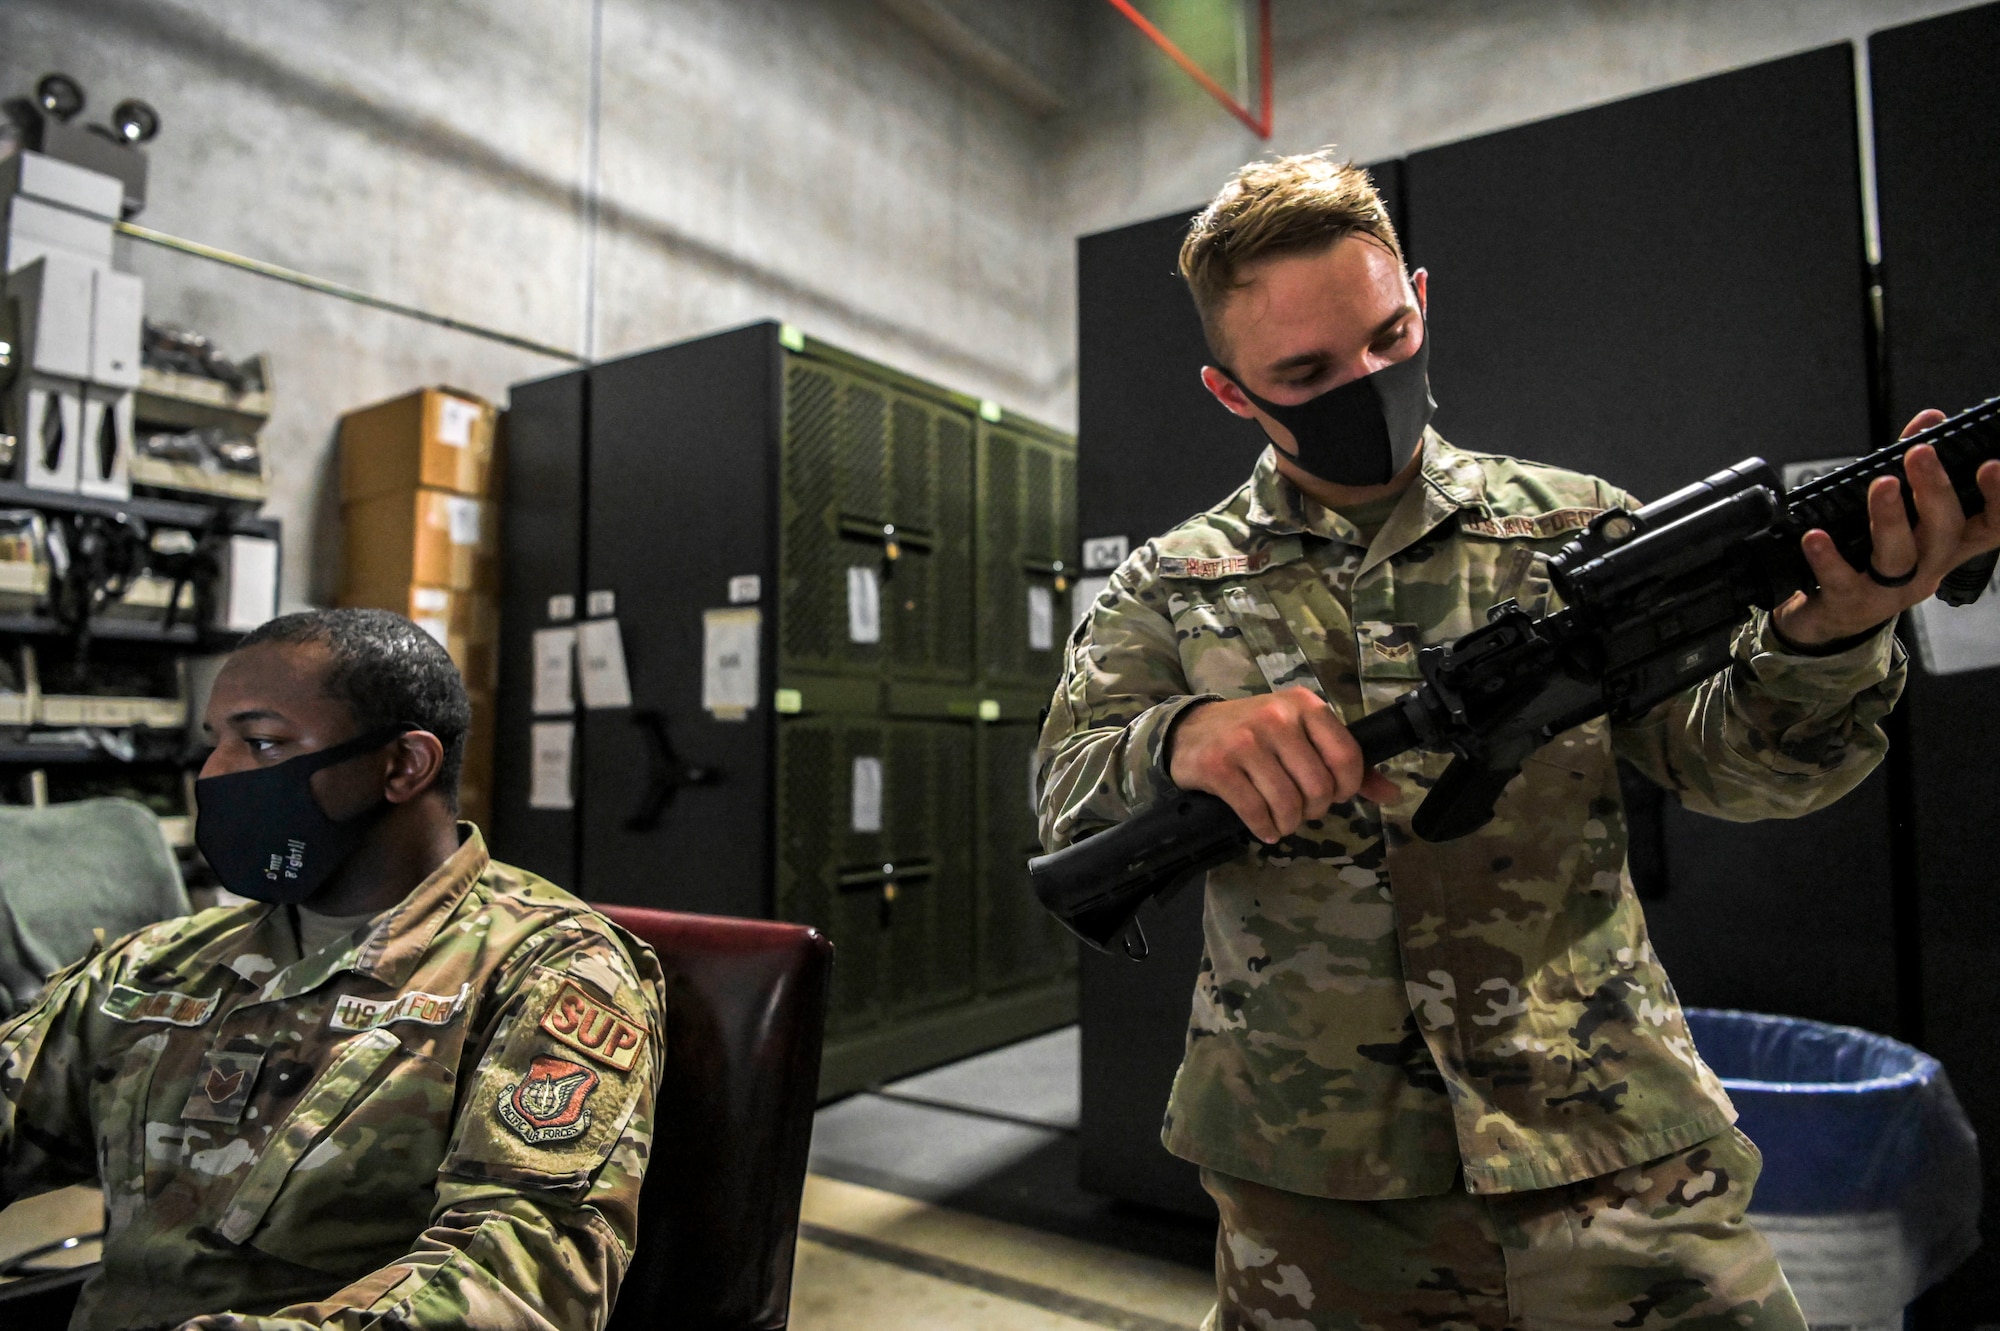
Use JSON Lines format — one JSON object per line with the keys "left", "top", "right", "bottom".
{"left": 195, "top": 725, "right": 414, "bottom": 905}
{"left": 1227, "top": 315, "right": 1438, "bottom": 487}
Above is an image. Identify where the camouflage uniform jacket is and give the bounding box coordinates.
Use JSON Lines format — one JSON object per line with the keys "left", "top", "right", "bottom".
{"left": 0, "top": 826, "right": 666, "bottom": 1331}
{"left": 1037, "top": 436, "right": 1904, "bottom": 1201}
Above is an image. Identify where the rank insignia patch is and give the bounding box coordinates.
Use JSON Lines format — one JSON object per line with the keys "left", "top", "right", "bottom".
{"left": 498, "top": 1054, "right": 599, "bottom": 1144}
{"left": 539, "top": 979, "right": 648, "bottom": 1071}
{"left": 181, "top": 1045, "right": 268, "bottom": 1125}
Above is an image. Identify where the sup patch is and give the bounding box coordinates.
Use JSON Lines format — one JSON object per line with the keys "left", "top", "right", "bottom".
{"left": 498, "top": 1054, "right": 599, "bottom": 1144}
{"left": 539, "top": 979, "right": 647, "bottom": 1071}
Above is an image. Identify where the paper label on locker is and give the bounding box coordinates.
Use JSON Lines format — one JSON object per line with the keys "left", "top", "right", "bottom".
{"left": 1072, "top": 575, "right": 1111, "bottom": 629}
{"left": 444, "top": 496, "right": 482, "bottom": 546}
{"left": 547, "top": 593, "right": 577, "bottom": 622}
{"left": 1082, "top": 534, "right": 1130, "bottom": 572}
{"left": 1027, "top": 585, "right": 1054, "bottom": 652}
{"left": 575, "top": 618, "right": 632, "bottom": 710}
{"left": 727, "top": 573, "right": 762, "bottom": 604}
{"left": 415, "top": 616, "right": 450, "bottom": 649}
{"left": 702, "top": 608, "right": 761, "bottom": 718}
{"left": 531, "top": 626, "right": 577, "bottom": 715}
{"left": 847, "top": 565, "right": 881, "bottom": 644}
{"left": 850, "top": 756, "right": 884, "bottom": 833}
{"left": 437, "top": 396, "right": 482, "bottom": 447}
{"left": 528, "top": 721, "right": 575, "bottom": 810}
{"left": 413, "top": 587, "right": 451, "bottom": 613}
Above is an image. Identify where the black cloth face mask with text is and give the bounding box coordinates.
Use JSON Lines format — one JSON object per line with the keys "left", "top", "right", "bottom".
{"left": 195, "top": 724, "right": 415, "bottom": 905}
{"left": 1225, "top": 314, "right": 1438, "bottom": 488}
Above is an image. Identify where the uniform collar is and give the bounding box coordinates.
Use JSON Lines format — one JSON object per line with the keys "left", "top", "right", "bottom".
{"left": 1244, "top": 431, "right": 1489, "bottom": 573}
{"left": 195, "top": 824, "right": 491, "bottom": 1002}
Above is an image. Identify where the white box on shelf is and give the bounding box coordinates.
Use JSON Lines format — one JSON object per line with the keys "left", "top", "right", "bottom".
{"left": 76, "top": 387, "right": 133, "bottom": 500}
{"left": 1, "top": 151, "right": 124, "bottom": 220}
{"left": 15, "top": 377, "right": 83, "bottom": 492}
{"left": 3, "top": 196, "right": 115, "bottom": 273}
{"left": 217, "top": 534, "right": 280, "bottom": 632}
{"left": 8, "top": 253, "right": 94, "bottom": 379}
{"left": 89, "top": 268, "right": 143, "bottom": 388}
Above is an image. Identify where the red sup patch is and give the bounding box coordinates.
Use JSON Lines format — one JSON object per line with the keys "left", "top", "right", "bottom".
{"left": 498, "top": 1054, "right": 600, "bottom": 1144}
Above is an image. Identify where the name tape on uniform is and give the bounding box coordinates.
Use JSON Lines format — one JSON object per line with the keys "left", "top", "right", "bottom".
{"left": 1155, "top": 551, "right": 1274, "bottom": 580}
{"left": 327, "top": 983, "right": 469, "bottom": 1033}
{"left": 101, "top": 983, "right": 219, "bottom": 1027}
{"left": 539, "top": 979, "right": 648, "bottom": 1072}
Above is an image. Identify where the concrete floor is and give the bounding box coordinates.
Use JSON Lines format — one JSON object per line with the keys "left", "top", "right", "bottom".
{"left": 800, "top": 1025, "right": 1218, "bottom": 1330}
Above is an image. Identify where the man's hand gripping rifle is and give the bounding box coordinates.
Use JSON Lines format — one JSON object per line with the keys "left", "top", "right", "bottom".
{"left": 1031, "top": 396, "right": 2000, "bottom": 958}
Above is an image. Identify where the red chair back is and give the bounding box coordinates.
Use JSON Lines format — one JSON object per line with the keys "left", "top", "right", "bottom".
{"left": 598, "top": 905, "right": 832, "bottom": 1331}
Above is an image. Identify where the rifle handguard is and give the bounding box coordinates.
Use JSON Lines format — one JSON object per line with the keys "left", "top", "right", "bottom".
{"left": 1031, "top": 702, "right": 1424, "bottom": 955}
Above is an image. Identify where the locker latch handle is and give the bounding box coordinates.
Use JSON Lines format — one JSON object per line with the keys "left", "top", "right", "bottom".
{"left": 624, "top": 710, "right": 721, "bottom": 832}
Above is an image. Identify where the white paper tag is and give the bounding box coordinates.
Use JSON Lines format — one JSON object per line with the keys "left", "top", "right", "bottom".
{"left": 1073, "top": 574, "right": 1111, "bottom": 628}
{"left": 702, "top": 608, "right": 761, "bottom": 717}
{"left": 586, "top": 589, "right": 616, "bottom": 618}
{"left": 1027, "top": 585, "right": 1054, "bottom": 652}
{"left": 547, "top": 594, "right": 576, "bottom": 622}
{"left": 415, "top": 616, "right": 451, "bottom": 649}
{"left": 851, "top": 755, "right": 884, "bottom": 833}
{"left": 437, "top": 396, "right": 481, "bottom": 447}
{"left": 847, "top": 565, "right": 881, "bottom": 645}
{"left": 1082, "top": 534, "right": 1130, "bottom": 572}
{"left": 445, "top": 496, "right": 482, "bottom": 546}
{"left": 1909, "top": 569, "right": 2000, "bottom": 675}
{"left": 728, "top": 574, "right": 762, "bottom": 604}
{"left": 575, "top": 618, "right": 633, "bottom": 710}
{"left": 532, "top": 626, "right": 577, "bottom": 715}
{"left": 528, "top": 721, "right": 575, "bottom": 810}
{"left": 412, "top": 587, "right": 451, "bottom": 613}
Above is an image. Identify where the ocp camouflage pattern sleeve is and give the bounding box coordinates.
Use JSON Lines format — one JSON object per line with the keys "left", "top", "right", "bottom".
{"left": 1037, "top": 542, "right": 1219, "bottom": 851}
{"left": 178, "top": 915, "right": 665, "bottom": 1331}
{"left": 1615, "top": 612, "right": 1904, "bottom": 821}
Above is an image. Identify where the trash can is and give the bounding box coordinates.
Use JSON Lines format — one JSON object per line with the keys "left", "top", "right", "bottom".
{"left": 1687, "top": 1008, "right": 1980, "bottom": 1329}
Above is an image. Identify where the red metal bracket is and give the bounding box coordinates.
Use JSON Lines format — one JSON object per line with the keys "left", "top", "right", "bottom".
{"left": 1103, "top": 0, "right": 1272, "bottom": 138}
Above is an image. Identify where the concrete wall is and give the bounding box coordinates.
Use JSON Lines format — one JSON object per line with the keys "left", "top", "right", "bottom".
{"left": 0, "top": 0, "right": 1070, "bottom": 610}
{"left": 1, "top": 0, "right": 1986, "bottom": 607}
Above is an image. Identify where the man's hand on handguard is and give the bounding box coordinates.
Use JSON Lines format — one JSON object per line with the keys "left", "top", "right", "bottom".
{"left": 1774, "top": 408, "right": 2000, "bottom": 647}
{"left": 1166, "top": 687, "right": 1400, "bottom": 844}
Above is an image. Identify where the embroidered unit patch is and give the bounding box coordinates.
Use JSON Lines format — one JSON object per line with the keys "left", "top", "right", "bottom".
{"left": 1156, "top": 551, "right": 1274, "bottom": 580}
{"left": 100, "top": 983, "right": 219, "bottom": 1027}
{"left": 539, "top": 979, "right": 647, "bottom": 1071}
{"left": 498, "top": 1054, "right": 599, "bottom": 1144}
{"left": 326, "top": 983, "right": 469, "bottom": 1033}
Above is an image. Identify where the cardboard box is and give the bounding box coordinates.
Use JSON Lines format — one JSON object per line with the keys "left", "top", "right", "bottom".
{"left": 340, "top": 388, "right": 498, "bottom": 504}
{"left": 342, "top": 487, "right": 495, "bottom": 593}
{"left": 339, "top": 582, "right": 499, "bottom": 692}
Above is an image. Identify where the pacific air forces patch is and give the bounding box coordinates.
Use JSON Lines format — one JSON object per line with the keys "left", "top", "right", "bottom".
{"left": 498, "top": 1054, "right": 599, "bottom": 1144}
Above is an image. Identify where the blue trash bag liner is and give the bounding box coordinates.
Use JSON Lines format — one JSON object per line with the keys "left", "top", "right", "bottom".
{"left": 1687, "top": 1007, "right": 1981, "bottom": 1297}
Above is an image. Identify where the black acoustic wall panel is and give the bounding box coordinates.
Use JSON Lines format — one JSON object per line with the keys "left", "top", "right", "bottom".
{"left": 1873, "top": 5, "right": 2000, "bottom": 1321}
{"left": 491, "top": 368, "right": 584, "bottom": 886}
{"left": 580, "top": 326, "right": 778, "bottom": 918}
{"left": 1403, "top": 46, "right": 1875, "bottom": 504}
{"left": 1404, "top": 46, "right": 1902, "bottom": 1038}
{"left": 1070, "top": 163, "right": 1403, "bottom": 1218}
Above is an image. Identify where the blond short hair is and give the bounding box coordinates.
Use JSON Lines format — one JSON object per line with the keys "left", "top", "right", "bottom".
{"left": 1178, "top": 149, "right": 1404, "bottom": 362}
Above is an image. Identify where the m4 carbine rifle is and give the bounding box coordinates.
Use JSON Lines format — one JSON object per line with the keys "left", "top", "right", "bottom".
{"left": 1031, "top": 396, "right": 2000, "bottom": 957}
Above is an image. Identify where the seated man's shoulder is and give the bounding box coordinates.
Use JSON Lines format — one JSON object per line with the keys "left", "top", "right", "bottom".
{"left": 468, "top": 859, "right": 665, "bottom": 1015}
